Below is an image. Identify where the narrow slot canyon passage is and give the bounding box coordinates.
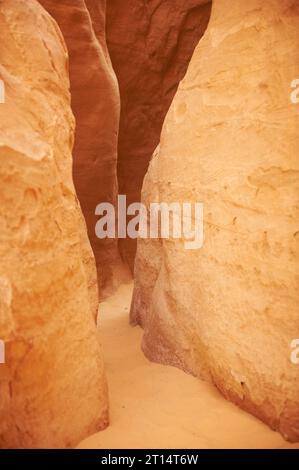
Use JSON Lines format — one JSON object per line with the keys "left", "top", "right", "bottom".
{"left": 0, "top": 0, "right": 299, "bottom": 450}
{"left": 78, "top": 283, "right": 297, "bottom": 449}
{"left": 106, "top": 0, "right": 212, "bottom": 271}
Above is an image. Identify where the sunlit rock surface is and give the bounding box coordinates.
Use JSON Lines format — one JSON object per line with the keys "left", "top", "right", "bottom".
{"left": 131, "top": 0, "right": 299, "bottom": 441}
{"left": 0, "top": 0, "right": 108, "bottom": 448}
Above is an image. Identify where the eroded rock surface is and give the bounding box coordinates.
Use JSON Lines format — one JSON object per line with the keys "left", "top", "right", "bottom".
{"left": 106, "top": 0, "right": 212, "bottom": 270}
{"left": 0, "top": 0, "right": 108, "bottom": 448}
{"left": 131, "top": 0, "right": 299, "bottom": 441}
{"left": 39, "top": 0, "right": 122, "bottom": 290}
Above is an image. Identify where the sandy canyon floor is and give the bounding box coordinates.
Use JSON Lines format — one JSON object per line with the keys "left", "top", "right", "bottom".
{"left": 78, "top": 283, "right": 299, "bottom": 450}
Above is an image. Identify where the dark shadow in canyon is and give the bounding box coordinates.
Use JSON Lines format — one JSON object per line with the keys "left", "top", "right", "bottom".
{"left": 106, "top": 0, "right": 212, "bottom": 272}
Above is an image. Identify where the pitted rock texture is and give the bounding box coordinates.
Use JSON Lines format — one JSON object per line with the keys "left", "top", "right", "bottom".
{"left": 0, "top": 0, "right": 108, "bottom": 448}
{"left": 106, "top": 0, "right": 212, "bottom": 270}
{"left": 131, "top": 0, "right": 299, "bottom": 441}
{"left": 39, "top": 0, "right": 122, "bottom": 291}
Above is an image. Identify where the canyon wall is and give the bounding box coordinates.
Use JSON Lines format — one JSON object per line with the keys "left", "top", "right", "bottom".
{"left": 39, "top": 0, "right": 122, "bottom": 291}
{"left": 0, "top": 0, "right": 108, "bottom": 448}
{"left": 131, "top": 0, "right": 299, "bottom": 441}
{"left": 106, "top": 0, "right": 212, "bottom": 270}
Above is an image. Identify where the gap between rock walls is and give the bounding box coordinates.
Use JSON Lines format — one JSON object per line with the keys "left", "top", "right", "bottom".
{"left": 0, "top": 0, "right": 299, "bottom": 450}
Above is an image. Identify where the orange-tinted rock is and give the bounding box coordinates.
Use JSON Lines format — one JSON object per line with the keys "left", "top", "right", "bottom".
{"left": 0, "top": 0, "right": 108, "bottom": 448}
{"left": 106, "top": 0, "right": 212, "bottom": 270}
{"left": 131, "top": 0, "right": 299, "bottom": 441}
{"left": 39, "top": 0, "right": 122, "bottom": 291}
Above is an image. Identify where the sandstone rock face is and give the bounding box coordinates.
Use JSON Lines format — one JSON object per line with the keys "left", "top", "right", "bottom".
{"left": 39, "top": 0, "right": 122, "bottom": 291}
{"left": 0, "top": 0, "right": 108, "bottom": 448}
{"left": 131, "top": 0, "right": 299, "bottom": 441}
{"left": 106, "top": 0, "right": 212, "bottom": 270}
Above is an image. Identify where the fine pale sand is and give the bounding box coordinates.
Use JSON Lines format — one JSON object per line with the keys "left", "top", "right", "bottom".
{"left": 78, "top": 283, "right": 299, "bottom": 449}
